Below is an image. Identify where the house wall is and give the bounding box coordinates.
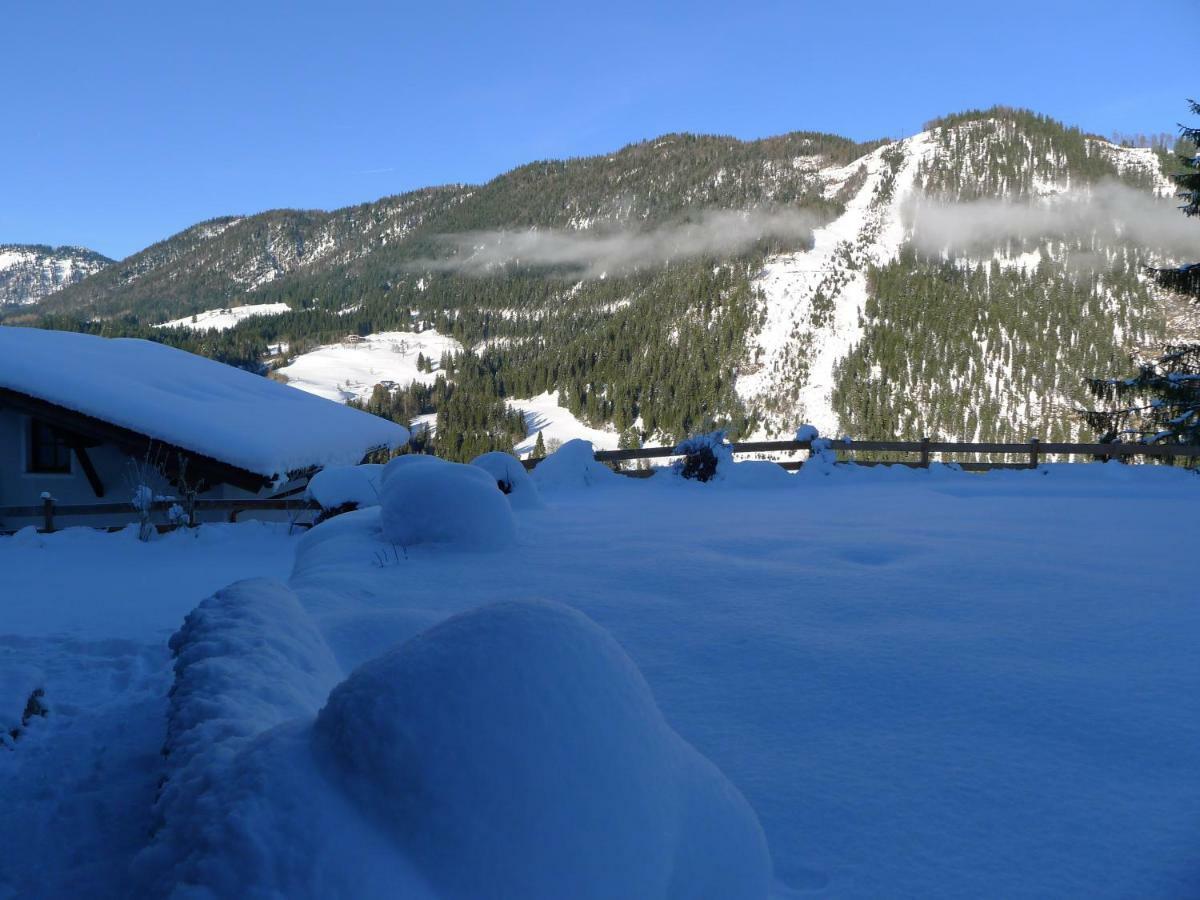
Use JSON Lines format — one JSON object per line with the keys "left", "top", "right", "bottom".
{"left": 0, "top": 407, "right": 291, "bottom": 531}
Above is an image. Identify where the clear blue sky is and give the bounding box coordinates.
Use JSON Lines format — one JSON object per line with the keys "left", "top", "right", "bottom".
{"left": 2, "top": 0, "right": 1193, "bottom": 260}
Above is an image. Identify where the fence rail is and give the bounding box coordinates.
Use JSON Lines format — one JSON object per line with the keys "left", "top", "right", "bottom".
{"left": 524, "top": 437, "right": 1200, "bottom": 472}
{"left": 0, "top": 497, "right": 321, "bottom": 534}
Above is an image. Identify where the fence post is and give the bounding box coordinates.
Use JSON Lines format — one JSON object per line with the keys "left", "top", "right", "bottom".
{"left": 919, "top": 436, "right": 931, "bottom": 468}
{"left": 41, "top": 493, "right": 55, "bottom": 533}
{"left": 1029, "top": 438, "right": 1040, "bottom": 469}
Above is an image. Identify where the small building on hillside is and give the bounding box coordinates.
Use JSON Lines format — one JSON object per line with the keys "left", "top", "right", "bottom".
{"left": 0, "top": 327, "right": 408, "bottom": 528}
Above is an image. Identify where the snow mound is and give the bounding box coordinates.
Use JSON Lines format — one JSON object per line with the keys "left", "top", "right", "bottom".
{"left": 135, "top": 578, "right": 343, "bottom": 893}
{"left": 470, "top": 451, "right": 543, "bottom": 509}
{"left": 795, "top": 423, "right": 819, "bottom": 442}
{"left": 307, "top": 464, "right": 384, "bottom": 511}
{"left": 314, "top": 599, "right": 771, "bottom": 900}
{"left": 530, "top": 439, "right": 617, "bottom": 489}
{"left": 380, "top": 458, "right": 515, "bottom": 550}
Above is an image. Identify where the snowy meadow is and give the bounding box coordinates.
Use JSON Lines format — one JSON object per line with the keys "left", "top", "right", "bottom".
{"left": 1, "top": 452, "right": 1198, "bottom": 898}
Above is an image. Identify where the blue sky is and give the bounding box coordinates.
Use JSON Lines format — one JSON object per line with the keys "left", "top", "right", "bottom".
{"left": 2, "top": 0, "right": 1193, "bottom": 259}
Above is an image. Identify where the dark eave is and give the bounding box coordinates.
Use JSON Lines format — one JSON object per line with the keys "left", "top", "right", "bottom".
{"left": 0, "top": 386, "right": 272, "bottom": 493}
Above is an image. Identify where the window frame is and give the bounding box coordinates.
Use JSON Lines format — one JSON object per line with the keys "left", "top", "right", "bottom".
{"left": 25, "top": 417, "right": 74, "bottom": 476}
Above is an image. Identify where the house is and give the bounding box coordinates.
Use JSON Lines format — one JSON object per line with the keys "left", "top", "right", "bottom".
{"left": 0, "top": 327, "right": 409, "bottom": 527}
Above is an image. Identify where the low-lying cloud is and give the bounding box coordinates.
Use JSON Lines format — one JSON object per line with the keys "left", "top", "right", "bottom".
{"left": 909, "top": 181, "right": 1198, "bottom": 262}
{"left": 413, "top": 209, "right": 819, "bottom": 278}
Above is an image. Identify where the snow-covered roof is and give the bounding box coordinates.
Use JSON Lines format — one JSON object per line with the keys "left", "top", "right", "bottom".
{"left": 0, "top": 327, "right": 409, "bottom": 480}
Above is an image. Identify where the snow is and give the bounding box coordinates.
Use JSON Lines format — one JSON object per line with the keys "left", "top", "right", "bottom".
{"left": 470, "top": 450, "right": 543, "bottom": 508}
{"left": 277, "top": 330, "right": 464, "bottom": 403}
{"left": 737, "top": 133, "right": 937, "bottom": 438}
{"left": 316, "top": 599, "right": 770, "bottom": 899}
{"left": 153, "top": 302, "right": 292, "bottom": 332}
{"left": 306, "top": 463, "right": 384, "bottom": 510}
{"left": 0, "top": 521, "right": 299, "bottom": 897}
{"left": 508, "top": 391, "right": 621, "bottom": 457}
{"left": 379, "top": 455, "right": 516, "bottom": 550}
{"left": 529, "top": 438, "right": 618, "bottom": 489}
{"left": 5, "top": 462, "right": 1200, "bottom": 897}
{"left": 0, "top": 327, "right": 409, "bottom": 480}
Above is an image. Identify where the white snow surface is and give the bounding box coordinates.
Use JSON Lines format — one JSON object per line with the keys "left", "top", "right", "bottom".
{"left": 5, "top": 462, "right": 1200, "bottom": 897}
{"left": 306, "top": 463, "right": 384, "bottom": 510}
{"left": 278, "top": 330, "right": 464, "bottom": 403}
{"left": 470, "top": 450, "right": 543, "bottom": 509}
{"left": 153, "top": 302, "right": 293, "bottom": 331}
{"left": 0, "top": 327, "right": 408, "bottom": 479}
{"left": 379, "top": 455, "right": 516, "bottom": 551}
{"left": 508, "top": 391, "right": 621, "bottom": 457}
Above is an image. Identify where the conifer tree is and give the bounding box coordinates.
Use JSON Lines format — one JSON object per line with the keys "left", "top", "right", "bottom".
{"left": 532, "top": 430, "right": 547, "bottom": 459}
{"left": 1081, "top": 102, "right": 1200, "bottom": 449}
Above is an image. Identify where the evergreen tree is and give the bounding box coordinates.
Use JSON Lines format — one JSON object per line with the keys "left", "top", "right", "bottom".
{"left": 532, "top": 430, "right": 547, "bottom": 459}
{"left": 1082, "top": 102, "right": 1200, "bottom": 450}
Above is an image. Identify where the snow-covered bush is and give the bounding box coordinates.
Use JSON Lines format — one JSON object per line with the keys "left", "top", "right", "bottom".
{"left": 380, "top": 458, "right": 515, "bottom": 550}
{"left": 470, "top": 451, "right": 543, "bottom": 509}
{"left": 673, "top": 430, "right": 732, "bottom": 482}
{"left": 314, "top": 599, "right": 771, "bottom": 899}
{"left": 795, "top": 423, "right": 819, "bottom": 442}
{"left": 307, "top": 464, "right": 385, "bottom": 521}
{"left": 530, "top": 439, "right": 616, "bottom": 489}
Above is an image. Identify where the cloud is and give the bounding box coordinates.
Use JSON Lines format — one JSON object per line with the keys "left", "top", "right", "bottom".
{"left": 411, "top": 208, "right": 819, "bottom": 278}
{"left": 908, "top": 180, "right": 1199, "bottom": 263}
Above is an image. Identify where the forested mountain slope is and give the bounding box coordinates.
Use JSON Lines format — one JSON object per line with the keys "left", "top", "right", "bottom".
{"left": 0, "top": 245, "right": 111, "bottom": 306}
{"left": 10, "top": 108, "right": 1197, "bottom": 452}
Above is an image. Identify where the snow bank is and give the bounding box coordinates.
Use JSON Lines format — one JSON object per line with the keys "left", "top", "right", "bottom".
{"left": 135, "top": 578, "right": 343, "bottom": 893}
{"left": 0, "top": 327, "right": 409, "bottom": 479}
{"left": 530, "top": 439, "right": 617, "bottom": 490}
{"left": 470, "top": 451, "right": 543, "bottom": 509}
{"left": 314, "top": 599, "right": 771, "bottom": 900}
{"left": 380, "top": 457, "right": 515, "bottom": 550}
{"left": 307, "top": 464, "right": 385, "bottom": 511}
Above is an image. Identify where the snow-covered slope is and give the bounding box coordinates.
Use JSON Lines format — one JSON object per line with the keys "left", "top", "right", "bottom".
{"left": 736, "top": 122, "right": 1190, "bottom": 439}
{"left": 276, "top": 330, "right": 464, "bottom": 403}
{"left": 0, "top": 244, "right": 111, "bottom": 306}
{"left": 508, "top": 391, "right": 621, "bottom": 457}
{"left": 154, "top": 302, "right": 292, "bottom": 331}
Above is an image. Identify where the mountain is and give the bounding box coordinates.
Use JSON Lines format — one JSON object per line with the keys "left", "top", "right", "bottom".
{"left": 0, "top": 244, "right": 112, "bottom": 306}
{"left": 13, "top": 108, "right": 1200, "bottom": 453}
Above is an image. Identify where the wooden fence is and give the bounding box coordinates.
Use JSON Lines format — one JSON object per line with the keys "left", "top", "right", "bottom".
{"left": 0, "top": 497, "right": 321, "bottom": 534}
{"left": 523, "top": 437, "right": 1200, "bottom": 474}
{"left": 5, "top": 437, "right": 1197, "bottom": 533}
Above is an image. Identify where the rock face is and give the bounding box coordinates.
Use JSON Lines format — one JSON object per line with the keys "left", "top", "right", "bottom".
{"left": 0, "top": 244, "right": 112, "bottom": 306}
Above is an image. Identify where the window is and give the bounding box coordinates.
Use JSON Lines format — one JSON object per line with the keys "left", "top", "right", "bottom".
{"left": 28, "top": 419, "right": 72, "bottom": 474}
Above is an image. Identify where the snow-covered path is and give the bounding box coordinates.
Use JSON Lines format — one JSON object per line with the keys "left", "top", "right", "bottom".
{"left": 0, "top": 524, "right": 298, "bottom": 898}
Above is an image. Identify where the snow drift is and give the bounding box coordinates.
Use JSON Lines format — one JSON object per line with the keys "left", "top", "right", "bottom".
{"left": 470, "top": 450, "right": 543, "bottom": 509}
{"left": 307, "top": 464, "right": 385, "bottom": 512}
{"left": 380, "top": 456, "right": 516, "bottom": 550}
{"left": 529, "top": 438, "right": 617, "bottom": 489}
{"left": 315, "top": 599, "right": 772, "bottom": 900}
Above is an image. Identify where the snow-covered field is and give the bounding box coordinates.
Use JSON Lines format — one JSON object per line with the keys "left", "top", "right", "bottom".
{"left": 276, "top": 330, "right": 464, "bottom": 402}
{"left": 154, "top": 302, "right": 292, "bottom": 331}
{"left": 2, "top": 459, "right": 1198, "bottom": 897}
{"left": 508, "top": 390, "right": 621, "bottom": 456}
